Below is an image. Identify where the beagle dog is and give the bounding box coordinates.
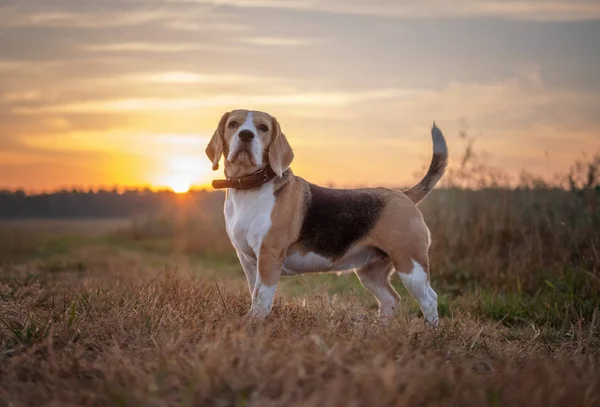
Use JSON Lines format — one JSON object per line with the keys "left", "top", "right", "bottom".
{"left": 206, "top": 109, "right": 448, "bottom": 327}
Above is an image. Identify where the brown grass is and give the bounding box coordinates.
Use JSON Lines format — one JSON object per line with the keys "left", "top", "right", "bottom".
{"left": 1, "top": 262, "right": 598, "bottom": 407}
{"left": 0, "top": 141, "right": 599, "bottom": 406}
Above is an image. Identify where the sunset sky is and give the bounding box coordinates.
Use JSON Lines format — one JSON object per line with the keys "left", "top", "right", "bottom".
{"left": 1, "top": 0, "right": 599, "bottom": 192}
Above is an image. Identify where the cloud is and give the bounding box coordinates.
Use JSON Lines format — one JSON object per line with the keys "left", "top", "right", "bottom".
{"left": 1, "top": 91, "right": 42, "bottom": 102}
{"left": 3, "top": 0, "right": 597, "bottom": 34}
{"left": 0, "top": 60, "right": 62, "bottom": 73}
{"left": 77, "top": 41, "right": 257, "bottom": 56}
{"left": 81, "top": 43, "right": 209, "bottom": 53}
{"left": 0, "top": 2, "right": 236, "bottom": 32}
{"left": 236, "top": 37, "right": 319, "bottom": 46}
{"left": 10, "top": 88, "right": 429, "bottom": 114}
{"left": 162, "top": 20, "right": 251, "bottom": 32}
{"left": 160, "top": 0, "right": 600, "bottom": 21}
{"left": 0, "top": 7, "right": 181, "bottom": 29}
{"left": 128, "top": 71, "right": 272, "bottom": 84}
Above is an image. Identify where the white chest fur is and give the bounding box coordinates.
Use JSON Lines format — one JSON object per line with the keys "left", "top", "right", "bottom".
{"left": 224, "top": 181, "right": 276, "bottom": 257}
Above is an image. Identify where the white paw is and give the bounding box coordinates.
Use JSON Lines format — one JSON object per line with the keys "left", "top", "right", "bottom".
{"left": 423, "top": 307, "right": 439, "bottom": 328}
{"left": 247, "top": 305, "right": 270, "bottom": 319}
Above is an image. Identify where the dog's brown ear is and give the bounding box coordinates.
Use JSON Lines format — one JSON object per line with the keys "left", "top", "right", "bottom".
{"left": 268, "top": 116, "right": 294, "bottom": 177}
{"left": 205, "top": 112, "right": 229, "bottom": 171}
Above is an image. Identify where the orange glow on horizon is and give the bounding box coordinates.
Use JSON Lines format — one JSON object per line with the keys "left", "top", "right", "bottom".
{"left": 151, "top": 153, "right": 213, "bottom": 194}
{"left": 1, "top": 3, "right": 599, "bottom": 192}
{"left": 168, "top": 174, "right": 192, "bottom": 194}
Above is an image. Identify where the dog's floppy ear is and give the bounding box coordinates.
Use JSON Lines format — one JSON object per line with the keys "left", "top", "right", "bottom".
{"left": 268, "top": 116, "right": 294, "bottom": 178}
{"left": 205, "top": 112, "right": 229, "bottom": 171}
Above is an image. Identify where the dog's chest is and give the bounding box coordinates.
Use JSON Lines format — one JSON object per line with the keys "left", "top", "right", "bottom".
{"left": 224, "top": 183, "right": 276, "bottom": 256}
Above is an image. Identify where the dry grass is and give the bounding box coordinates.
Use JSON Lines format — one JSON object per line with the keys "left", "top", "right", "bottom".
{"left": 0, "top": 260, "right": 598, "bottom": 407}
{"left": 0, "top": 143, "right": 599, "bottom": 406}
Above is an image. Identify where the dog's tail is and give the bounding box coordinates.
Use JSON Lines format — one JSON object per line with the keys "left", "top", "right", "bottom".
{"left": 402, "top": 123, "right": 448, "bottom": 205}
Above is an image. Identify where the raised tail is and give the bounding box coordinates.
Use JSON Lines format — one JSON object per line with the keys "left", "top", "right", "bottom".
{"left": 403, "top": 122, "right": 448, "bottom": 205}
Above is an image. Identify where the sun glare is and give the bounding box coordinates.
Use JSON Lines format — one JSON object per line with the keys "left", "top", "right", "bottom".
{"left": 169, "top": 174, "right": 192, "bottom": 194}
{"left": 153, "top": 152, "right": 213, "bottom": 193}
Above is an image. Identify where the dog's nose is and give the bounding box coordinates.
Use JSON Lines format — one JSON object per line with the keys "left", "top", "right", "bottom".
{"left": 238, "top": 130, "right": 255, "bottom": 142}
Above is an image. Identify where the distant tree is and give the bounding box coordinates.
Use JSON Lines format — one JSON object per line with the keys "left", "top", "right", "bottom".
{"left": 0, "top": 188, "right": 225, "bottom": 219}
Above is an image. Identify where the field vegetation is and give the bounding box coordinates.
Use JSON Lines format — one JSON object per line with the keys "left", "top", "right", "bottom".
{"left": 0, "top": 134, "right": 599, "bottom": 406}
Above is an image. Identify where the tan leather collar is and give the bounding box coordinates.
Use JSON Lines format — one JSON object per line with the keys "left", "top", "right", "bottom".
{"left": 211, "top": 165, "right": 277, "bottom": 190}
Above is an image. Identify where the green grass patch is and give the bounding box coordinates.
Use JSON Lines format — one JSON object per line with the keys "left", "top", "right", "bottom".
{"left": 476, "top": 285, "right": 598, "bottom": 329}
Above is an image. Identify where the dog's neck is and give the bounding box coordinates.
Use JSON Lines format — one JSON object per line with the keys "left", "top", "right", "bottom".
{"left": 212, "top": 163, "right": 277, "bottom": 190}
{"left": 223, "top": 160, "right": 263, "bottom": 179}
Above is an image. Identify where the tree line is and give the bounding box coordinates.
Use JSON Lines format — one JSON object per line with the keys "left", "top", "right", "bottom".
{"left": 0, "top": 189, "right": 225, "bottom": 218}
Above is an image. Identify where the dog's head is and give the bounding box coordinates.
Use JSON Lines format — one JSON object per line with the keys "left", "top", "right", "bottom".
{"left": 205, "top": 109, "right": 294, "bottom": 178}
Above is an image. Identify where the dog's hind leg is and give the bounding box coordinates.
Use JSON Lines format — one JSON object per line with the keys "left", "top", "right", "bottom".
{"left": 355, "top": 259, "right": 399, "bottom": 318}
{"left": 394, "top": 256, "right": 439, "bottom": 328}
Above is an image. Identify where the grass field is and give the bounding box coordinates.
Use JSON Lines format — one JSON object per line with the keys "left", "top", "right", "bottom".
{"left": 1, "top": 175, "right": 599, "bottom": 406}
{"left": 0, "top": 141, "right": 598, "bottom": 406}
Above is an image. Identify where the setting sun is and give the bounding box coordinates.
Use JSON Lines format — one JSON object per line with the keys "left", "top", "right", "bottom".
{"left": 168, "top": 174, "right": 192, "bottom": 194}
{"left": 153, "top": 153, "right": 212, "bottom": 193}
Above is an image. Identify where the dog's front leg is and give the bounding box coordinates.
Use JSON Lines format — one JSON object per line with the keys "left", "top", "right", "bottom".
{"left": 248, "top": 247, "right": 283, "bottom": 318}
{"left": 237, "top": 251, "right": 258, "bottom": 296}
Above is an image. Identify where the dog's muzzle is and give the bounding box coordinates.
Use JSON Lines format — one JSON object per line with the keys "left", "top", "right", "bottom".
{"left": 238, "top": 130, "right": 255, "bottom": 142}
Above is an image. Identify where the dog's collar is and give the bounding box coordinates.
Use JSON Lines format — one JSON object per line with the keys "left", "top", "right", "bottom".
{"left": 211, "top": 165, "right": 277, "bottom": 190}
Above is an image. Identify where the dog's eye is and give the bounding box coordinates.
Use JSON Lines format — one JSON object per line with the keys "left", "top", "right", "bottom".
{"left": 228, "top": 121, "right": 238, "bottom": 129}
{"left": 258, "top": 124, "right": 269, "bottom": 132}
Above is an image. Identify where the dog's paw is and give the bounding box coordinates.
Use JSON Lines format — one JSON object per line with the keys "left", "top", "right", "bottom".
{"left": 422, "top": 307, "right": 439, "bottom": 329}
{"left": 424, "top": 316, "right": 439, "bottom": 330}
{"left": 246, "top": 306, "right": 269, "bottom": 320}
